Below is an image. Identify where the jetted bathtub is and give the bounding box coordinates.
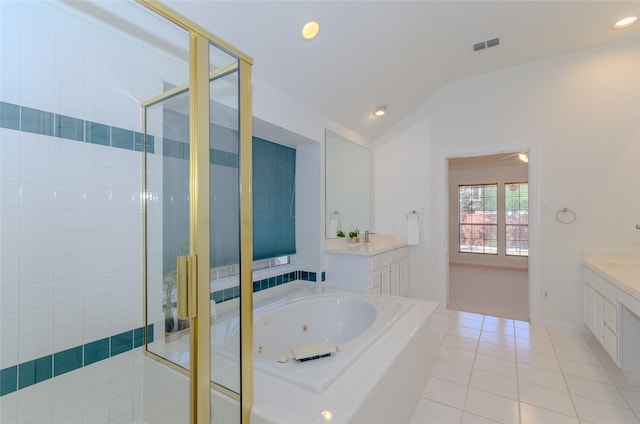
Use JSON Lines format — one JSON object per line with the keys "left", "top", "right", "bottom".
{"left": 162, "top": 282, "right": 439, "bottom": 423}
{"left": 252, "top": 290, "right": 410, "bottom": 393}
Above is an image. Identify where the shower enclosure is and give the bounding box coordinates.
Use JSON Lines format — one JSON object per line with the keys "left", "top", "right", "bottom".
{"left": 140, "top": 2, "right": 254, "bottom": 423}
{"left": 0, "top": 1, "right": 252, "bottom": 421}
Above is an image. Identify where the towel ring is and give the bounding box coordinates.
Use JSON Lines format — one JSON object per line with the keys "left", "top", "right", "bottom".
{"left": 555, "top": 207, "right": 576, "bottom": 224}
{"left": 407, "top": 210, "right": 420, "bottom": 221}
{"left": 329, "top": 211, "right": 340, "bottom": 219}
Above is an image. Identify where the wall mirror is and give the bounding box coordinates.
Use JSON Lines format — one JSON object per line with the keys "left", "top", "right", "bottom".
{"left": 325, "top": 129, "right": 371, "bottom": 238}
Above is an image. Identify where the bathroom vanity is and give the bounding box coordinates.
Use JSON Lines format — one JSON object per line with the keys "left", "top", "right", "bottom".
{"left": 324, "top": 236, "right": 409, "bottom": 296}
{"left": 582, "top": 251, "right": 640, "bottom": 387}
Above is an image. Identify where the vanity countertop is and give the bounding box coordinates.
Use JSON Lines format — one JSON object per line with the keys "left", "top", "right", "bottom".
{"left": 582, "top": 251, "right": 640, "bottom": 301}
{"left": 324, "top": 235, "right": 408, "bottom": 256}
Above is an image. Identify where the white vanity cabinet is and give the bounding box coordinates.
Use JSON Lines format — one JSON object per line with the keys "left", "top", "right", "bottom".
{"left": 325, "top": 246, "right": 409, "bottom": 296}
{"left": 583, "top": 266, "right": 618, "bottom": 364}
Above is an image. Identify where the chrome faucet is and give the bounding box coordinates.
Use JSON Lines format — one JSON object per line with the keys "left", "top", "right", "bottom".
{"left": 364, "top": 230, "right": 375, "bottom": 243}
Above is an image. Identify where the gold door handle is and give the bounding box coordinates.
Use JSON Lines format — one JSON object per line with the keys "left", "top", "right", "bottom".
{"left": 176, "top": 255, "right": 197, "bottom": 319}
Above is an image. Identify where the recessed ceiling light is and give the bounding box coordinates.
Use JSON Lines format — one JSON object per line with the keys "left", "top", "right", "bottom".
{"left": 301, "top": 21, "right": 320, "bottom": 40}
{"left": 373, "top": 106, "right": 386, "bottom": 117}
{"left": 613, "top": 16, "right": 639, "bottom": 29}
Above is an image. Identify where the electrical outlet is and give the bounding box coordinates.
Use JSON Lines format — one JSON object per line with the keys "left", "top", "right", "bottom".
{"left": 543, "top": 290, "right": 551, "bottom": 300}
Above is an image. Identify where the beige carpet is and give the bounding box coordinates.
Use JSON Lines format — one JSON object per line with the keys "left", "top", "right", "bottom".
{"left": 448, "top": 263, "right": 529, "bottom": 322}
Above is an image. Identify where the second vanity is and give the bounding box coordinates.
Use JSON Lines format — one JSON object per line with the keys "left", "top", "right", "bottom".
{"left": 582, "top": 250, "right": 640, "bottom": 387}
{"left": 324, "top": 235, "right": 409, "bottom": 296}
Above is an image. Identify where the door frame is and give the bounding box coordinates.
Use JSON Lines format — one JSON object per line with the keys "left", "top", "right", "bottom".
{"left": 437, "top": 142, "right": 541, "bottom": 324}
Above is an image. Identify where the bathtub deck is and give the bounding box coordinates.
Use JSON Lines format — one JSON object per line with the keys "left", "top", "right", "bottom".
{"left": 249, "top": 284, "right": 439, "bottom": 424}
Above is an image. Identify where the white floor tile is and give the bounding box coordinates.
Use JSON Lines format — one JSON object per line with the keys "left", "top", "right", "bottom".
{"left": 431, "top": 359, "right": 472, "bottom": 386}
{"left": 479, "top": 331, "right": 515, "bottom": 348}
{"left": 454, "top": 317, "right": 484, "bottom": 330}
{"left": 482, "top": 322, "right": 515, "bottom": 337}
{"left": 412, "top": 310, "right": 640, "bottom": 424}
{"left": 442, "top": 333, "right": 479, "bottom": 353}
{"left": 517, "top": 364, "right": 567, "bottom": 392}
{"left": 514, "top": 319, "right": 532, "bottom": 329}
{"left": 438, "top": 346, "right": 476, "bottom": 367}
{"left": 572, "top": 394, "right": 640, "bottom": 424}
{"left": 461, "top": 412, "right": 500, "bottom": 424}
{"left": 420, "top": 376, "right": 468, "bottom": 410}
{"left": 514, "top": 324, "right": 548, "bottom": 338}
{"left": 483, "top": 316, "right": 514, "bottom": 327}
{"left": 564, "top": 375, "right": 628, "bottom": 408}
{"left": 515, "top": 337, "right": 556, "bottom": 356}
{"left": 519, "top": 402, "right": 579, "bottom": 424}
{"left": 464, "top": 388, "right": 519, "bottom": 424}
{"left": 477, "top": 341, "right": 515, "bottom": 363}
{"left": 469, "top": 369, "right": 517, "bottom": 400}
{"left": 554, "top": 344, "right": 601, "bottom": 366}
{"left": 473, "top": 354, "right": 517, "bottom": 379}
{"left": 449, "top": 325, "right": 482, "bottom": 340}
{"left": 456, "top": 311, "right": 485, "bottom": 321}
{"left": 607, "top": 368, "right": 640, "bottom": 391}
{"left": 619, "top": 387, "right": 640, "bottom": 413}
{"left": 558, "top": 358, "right": 613, "bottom": 384}
{"left": 409, "top": 398, "right": 462, "bottom": 424}
{"left": 548, "top": 332, "right": 591, "bottom": 351}
{"left": 516, "top": 349, "right": 561, "bottom": 372}
{"left": 518, "top": 381, "right": 576, "bottom": 417}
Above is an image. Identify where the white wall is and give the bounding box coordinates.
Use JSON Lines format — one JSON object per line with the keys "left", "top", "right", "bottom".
{"left": 374, "top": 38, "right": 640, "bottom": 326}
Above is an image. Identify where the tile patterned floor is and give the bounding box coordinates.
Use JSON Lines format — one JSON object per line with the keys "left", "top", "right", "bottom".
{"left": 410, "top": 309, "right": 640, "bottom": 423}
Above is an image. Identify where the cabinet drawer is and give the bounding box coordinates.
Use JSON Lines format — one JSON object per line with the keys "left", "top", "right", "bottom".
{"left": 604, "top": 300, "right": 617, "bottom": 334}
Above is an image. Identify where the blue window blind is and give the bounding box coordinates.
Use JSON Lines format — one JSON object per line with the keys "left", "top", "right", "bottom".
{"left": 252, "top": 137, "right": 296, "bottom": 261}
{"left": 160, "top": 107, "right": 296, "bottom": 268}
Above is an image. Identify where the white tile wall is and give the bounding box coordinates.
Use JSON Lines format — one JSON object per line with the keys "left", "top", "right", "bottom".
{"left": 0, "top": 1, "right": 172, "bottom": 421}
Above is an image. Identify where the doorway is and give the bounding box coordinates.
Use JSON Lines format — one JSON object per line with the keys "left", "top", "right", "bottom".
{"left": 447, "top": 152, "right": 530, "bottom": 321}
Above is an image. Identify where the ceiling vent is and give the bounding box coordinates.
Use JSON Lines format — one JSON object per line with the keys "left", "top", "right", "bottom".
{"left": 473, "top": 37, "right": 500, "bottom": 52}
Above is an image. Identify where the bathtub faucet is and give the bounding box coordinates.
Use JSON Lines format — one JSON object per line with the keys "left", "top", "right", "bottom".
{"left": 364, "top": 230, "right": 375, "bottom": 243}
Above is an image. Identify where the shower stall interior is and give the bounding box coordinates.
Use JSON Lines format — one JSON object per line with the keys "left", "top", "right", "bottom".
{"left": 0, "top": 1, "right": 253, "bottom": 422}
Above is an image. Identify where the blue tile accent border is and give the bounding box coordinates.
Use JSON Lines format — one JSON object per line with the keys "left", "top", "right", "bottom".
{"left": 0, "top": 366, "right": 17, "bottom": 396}
{"left": 18, "top": 356, "right": 52, "bottom": 390}
{"left": 0, "top": 323, "right": 153, "bottom": 397}
{"left": 211, "top": 269, "right": 320, "bottom": 304}
{"left": 0, "top": 102, "right": 240, "bottom": 162}
{"left": 0, "top": 102, "right": 155, "bottom": 154}
{"left": 54, "top": 346, "right": 83, "bottom": 377}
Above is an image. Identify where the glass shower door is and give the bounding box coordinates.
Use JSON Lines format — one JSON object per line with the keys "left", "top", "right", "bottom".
{"left": 143, "top": 35, "right": 252, "bottom": 422}
{"left": 144, "top": 88, "right": 192, "bottom": 367}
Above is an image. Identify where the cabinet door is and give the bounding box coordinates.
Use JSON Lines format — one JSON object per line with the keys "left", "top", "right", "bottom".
{"left": 370, "top": 270, "right": 381, "bottom": 293}
{"left": 381, "top": 266, "right": 390, "bottom": 295}
{"left": 390, "top": 262, "right": 399, "bottom": 296}
{"left": 604, "top": 300, "right": 617, "bottom": 335}
{"left": 399, "top": 258, "right": 408, "bottom": 297}
{"left": 603, "top": 325, "right": 618, "bottom": 364}
{"left": 584, "top": 283, "right": 593, "bottom": 333}
{"left": 593, "top": 292, "right": 604, "bottom": 341}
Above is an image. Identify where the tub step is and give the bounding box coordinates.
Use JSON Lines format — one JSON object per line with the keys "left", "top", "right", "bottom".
{"left": 291, "top": 342, "right": 336, "bottom": 361}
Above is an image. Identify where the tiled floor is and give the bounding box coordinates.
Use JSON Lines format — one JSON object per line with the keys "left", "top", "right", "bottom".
{"left": 410, "top": 309, "right": 640, "bottom": 423}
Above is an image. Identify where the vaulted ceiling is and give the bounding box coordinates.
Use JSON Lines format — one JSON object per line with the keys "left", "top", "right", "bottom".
{"left": 166, "top": 1, "right": 640, "bottom": 142}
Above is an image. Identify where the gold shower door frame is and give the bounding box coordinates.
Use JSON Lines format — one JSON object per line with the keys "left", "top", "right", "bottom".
{"left": 138, "top": 1, "right": 254, "bottom": 423}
